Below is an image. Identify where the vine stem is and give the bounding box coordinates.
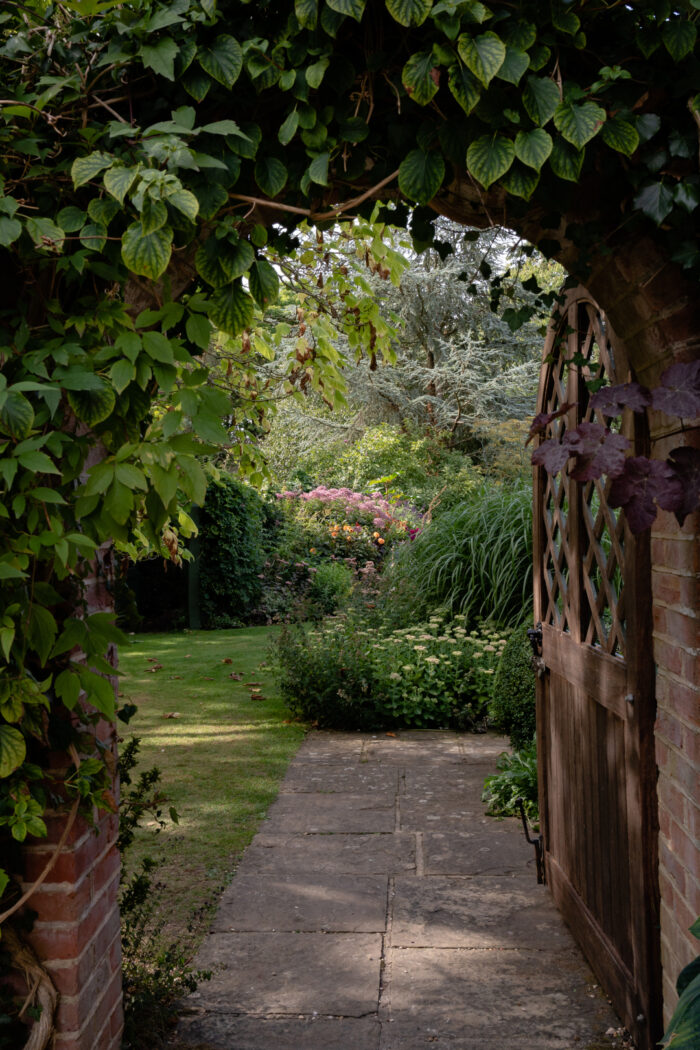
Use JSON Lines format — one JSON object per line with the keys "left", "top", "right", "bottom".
{"left": 0, "top": 745, "right": 82, "bottom": 926}
{"left": 229, "top": 168, "right": 400, "bottom": 223}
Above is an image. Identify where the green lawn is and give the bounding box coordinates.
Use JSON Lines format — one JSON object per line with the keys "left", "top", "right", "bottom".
{"left": 117, "top": 626, "right": 306, "bottom": 952}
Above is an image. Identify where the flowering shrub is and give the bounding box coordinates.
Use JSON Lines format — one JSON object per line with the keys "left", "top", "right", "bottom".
{"left": 274, "top": 612, "right": 509, "bottom": 730}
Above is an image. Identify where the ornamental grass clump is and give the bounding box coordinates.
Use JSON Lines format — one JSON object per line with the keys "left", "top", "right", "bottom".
{"left": 275, "top": 612, "right": 509, "bottom": 731}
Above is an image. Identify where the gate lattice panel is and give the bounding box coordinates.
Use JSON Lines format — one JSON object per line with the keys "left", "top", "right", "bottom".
{"left": 533, "top": 290, "right": 661, "bottom": 1050}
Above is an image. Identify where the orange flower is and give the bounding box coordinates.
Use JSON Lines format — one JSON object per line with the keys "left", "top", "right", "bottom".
{"left": 377, "top": 537, "right": 385, "bottom": 545}
{"left": 372, "top": 531, "right": 380, "bottom": 538}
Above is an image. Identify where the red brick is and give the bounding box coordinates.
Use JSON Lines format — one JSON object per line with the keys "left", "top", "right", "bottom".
{"left": 659, "top": 838, "right": 687, "bottom": 896}
{"left": 656, "top": 709, "right": 685, "bottom": 751}
{"left": 22, "top": 820, "right": 114, "bottom": 883}
{"left": 29, "top": 869, "right": 119, "bottom": 964}
{"left": 664, "top": 607, "right": 700, "bottom": 650}
{"left": 653, "top": 636, "right": 685, "bottom": 677}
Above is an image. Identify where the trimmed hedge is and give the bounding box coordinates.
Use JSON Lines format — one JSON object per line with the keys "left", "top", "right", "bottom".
{"left": 490, "top": 625, "right": 536, "bottom": 750}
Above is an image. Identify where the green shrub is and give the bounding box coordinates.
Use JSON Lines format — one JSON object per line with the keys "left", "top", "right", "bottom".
{"left": 306, "top": 561, "right": 353, "bottom": 616}
{"left": 481, "top": 740, "right": 539, "bottom": 821}
{"left": 383, "top": 480, "right": 532, "bottom": 627}
{"left": 274, "top": 612, "right": 508, "bottom": 730}
{"left": 490, "top": 624, "right": 536, "bottom": 750}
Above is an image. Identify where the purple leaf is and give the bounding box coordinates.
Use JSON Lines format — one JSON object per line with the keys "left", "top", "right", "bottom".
{"left": 651, "top": 360, "right": 700, "bottom": 418}
{"left": 565, "top": 422, "right": 630, "bottom": 481}
{"left": 526, "top": 402, "right": 576, "bottom": 444}
{"left": 531, "top": 438, "right": 572, "bottom": 474}
{"left": 589, "top": 382, "right": 651, "bottom": 417}
{"left": 666, "top": 446, "right": 700, "bottom": 526}
{"left": 608, "top": 457, "right": 684, "bottom": 533}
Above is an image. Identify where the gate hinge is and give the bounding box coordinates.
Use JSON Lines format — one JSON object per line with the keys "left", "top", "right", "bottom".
{"left": 516, "top": 797, "right": 546, "bottom": 885}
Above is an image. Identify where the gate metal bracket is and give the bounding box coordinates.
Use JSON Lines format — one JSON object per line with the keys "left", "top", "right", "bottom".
{"left": 516, "top": 797, "right": 546, "bottom": 885}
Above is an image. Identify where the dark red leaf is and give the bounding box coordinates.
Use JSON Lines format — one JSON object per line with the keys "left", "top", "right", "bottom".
{"left": 565, "top": 422, "right": 630, "bottom": 481}
{"left": 589, "top": 382, "right": 651, "bottom": 417}
{"left": 525, "top": 402, "right": 576, "bottom": 444}
{"left": 608, "top": 457, "right": 684, "bottom": 533}
{"left": 666, "top": 446, "right": 700, "bottom": 526}
{"left": 531, "top": 438, "right": 572, "bottom": 474}
{"left": 651, "top": 360, "right": 700, "bottom": 418}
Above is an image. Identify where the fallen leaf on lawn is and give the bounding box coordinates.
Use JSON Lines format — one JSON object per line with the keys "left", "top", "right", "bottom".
{"left": 170, "top": 675, "right": 183, "bottom": 680}
{"left": 163, "top": 712, "right": 181, "bottom": 718}
{"left": 228, "top": 673, "right": 242, "bottom": 680}
{"left": 184, "top": 654, "right": 192, "bottom": 658}
{"left": 222, "top": 658, "right": 233, "bottom": 664}
{"left": 146, "top": 664, "right": 163, "bottom": 672}
{"left": 245, "top": 682, "right": 260, "bottom": 687}
{"left": 202, "top": 676, "right": 213, "bottom": 680}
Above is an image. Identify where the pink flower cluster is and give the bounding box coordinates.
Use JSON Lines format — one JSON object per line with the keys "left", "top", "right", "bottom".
{"left": 277, "top": 485, "right": 420, "bottom": 528}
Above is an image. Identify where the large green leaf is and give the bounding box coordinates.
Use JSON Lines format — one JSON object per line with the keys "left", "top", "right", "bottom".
{"left": 167, "top": 188, "right": 199, "bottom": 221}
{"left": 139, "top": 38, "right": 178, "bottom": 80}
{"left": 662, "top": 971, "right": 700, "bottom": 1049}
{"left": 326, "top": 0, "right": 366, "bottom": 21}
{"left": 198, "top": 35, "right": 243, "bottom": 88}
{"left": 28, "top": 605, "right": 57, "bottom": 665}
{"left": 26, "top": 217, "right": 65, "bottom": 252}
{"left": 457, "top": 32, "right": 505, "bottom": 87}
{"left": 295, "top": 0, "right": 318, "bottom": 28}
{"left": 195, "top": 236, "right": 255, "bottom": 286}
{"left": 601, "top": 117, "right": 639, "bottom": 157}
{"left": 308, "top": 152, "right": 330, "bottom": 185}
{"left": 522, "top": 76, "right": 560, "bottom": 126}
{"left": 402, "top": 51, "right": 440, "bottom": 106}
{"left": 466, "top": 133, "right": 514, "bottom": 189}
{"left": 448, "top": 65, "right": 480, "bottom": 114}
{"left": 496, "top": 46, "right": 529, "bottom": 85}
{"left": 209, "top": 281, "right": 255, "bottom": 336}
{"left": 57, "top": 206, "right": 86, "bottom": 232}
{"left": 0, "top": 391, "right": 34, "bottom": 439}
{"left": 139, "top": 196, "right": 168, "bottom": 234}
{"left": 633, "top": 181, "right": 675, "bottom": 224}
{"left": 279, "top": 109, "right": 300, "bottom": 145}
{"left": 249, "top": 259, "right": 279, "bottom": 308}
{"left": 0, "top": 216, "right": 21, "bottom": 246}
{"left": 500, "top": 163, "right": 539, "bottom": 200}
{"left": 121, "top": 222, "right": 173, "bottom": 279}
{"left": 71, "top": 152, "right": 112, "bottom": 189}
{"left": 0, "top": 724, "right": 25, "bottom": 778}
{"left": 549, "top": 138, "right": 585, "bottom": 182}
{"left": 67, "top": 380, "right": 116, "bottom": 427}
{"left": 103, "top": 165, "right": 140, "bottom": 205}
{"left": 386, "top": 0, "right": 432, "bottom": 28}
{"left": 514, "top": 128, "right": 552, "bottom": 170}
{"left": 662, "top": 19, "right": 697, "bottom": 62}
{"left": 255, "top": 156, "right": 288, "bottom": 197}
{"left": 553, "top": 100, "right": 606, "bottom": 149}
{"left": 398, "top": 149, "right": 445, "bottom": 205}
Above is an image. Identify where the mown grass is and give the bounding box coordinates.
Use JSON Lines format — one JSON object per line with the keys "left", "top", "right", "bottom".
{"left": 117, "top": 626, "right": 306, "bottom": 952}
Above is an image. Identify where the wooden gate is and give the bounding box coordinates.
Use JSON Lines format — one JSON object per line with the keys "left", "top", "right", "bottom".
{"left": 532, "top": 289, "right": 662, "bottom": 1049}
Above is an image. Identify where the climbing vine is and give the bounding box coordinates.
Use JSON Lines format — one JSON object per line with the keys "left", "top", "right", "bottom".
{"left": 0, "top": 0, "right": 699, "bottom": 915}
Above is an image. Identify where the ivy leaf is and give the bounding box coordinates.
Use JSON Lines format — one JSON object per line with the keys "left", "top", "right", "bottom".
{"left": 198, "top": 35, "right": 243, "bottom": 88}
{"left": 121, "top": 222, "right": 173, "bottom": 280}
{"left": 386, "top": 0, "right": 432, "bottom": 28}
{"left": 466, "top": 133, "right": 514, "bottom": 189}
{"left": 71, "top": 152, "right": 112, "bottom": 189}
{"left": 565, "top": 422, "right": 630, "bottom": 481}
{"left": 554, "top": 101, "right": 606, "bottom": 149}
{"left": 16, "top": 449, "right": 60, "bottom": 474}
{"left": 531, "top": 437, "right": 572, "bottom": 474}
{"left": 496, "top": 47, "right": 529, "bottom": 86}
{"left": 186, "top": 313, "right": 212, "bottom": 351}
{"left": 666, "top": 447, "right": 700, "bottom": 527}
{"left": 139, "top": 38, "right": 179, "bottom": 81}
{"left": 0, "top": 216, "right": 21, "bottom": 246}
{"left": 26, "top": 217, "right": 65, "bottom": 253}
{"left": 500, "top": 163, "right": 539, "bottom": 200}
{"left": 140, "top": 197, "right": 168, "bottom": 235}
{"left": 402, "top": 52, "right": 440, "bottom": 106}
{"left": 28, "top": 605, "right": 57, "bottom": 665}
{"left": 549, "top": 139, "right": 585, "bottom": 182}
{"left": 78, "top": 668, "right": 116, "bottom": 720}
{"left": 0, "top": 391, "right": 34, "bottom": 439}
{"left": 255, "top": 156, "right": 288, "bottom": 198}
{"left": 183, "top": 71, "right": 211, "bottom": 102}
{"left": 308, "top": 152, "right": 330, "bottom": 185}
{"left": 306, "top": 57, "right": 330, "bottom": 88}
{"left": 674, "top": 182, "right": 700, "bottom": 213}
{"left": 56, "top": 206, "right": 86, "bottom": 232}
{"left": 249, "top": 259, "right": 279, "bottom": 309}
{"left": 104, "top": 165, "right": 140, "bottom": 205}
{"left": 633, "top": 181, "right": 675, "bottom": 224}
{"left": 209, "top": 281, "right": 255, "bottom": 336}
{"left": 662, "top": 20, "right": 697, "bottom": 62}
{"left": 448, "top": 65, "right": 480, "bottom": 115}
{"left": 526, "top": 403, "right": 576, "bottom": 443}
{"left": 651, "top": 361, "right": 700, "bottom": 418}
{"left": 295, "top": 0, "right": 318, "bottom": 28}
{"left": 457, "top": 31, "right": 506, "bottom": 87}
{"left": 279, "top": 109, "right": 299, "bottom": 145}
{"left": 590, "top": 382, "right": 651, "bottom": 417}
{"left": 0, "top": 725, "right": 25, "bottom": 779}
{"left": 523, "top": 76, "right": 561, "bottom": 127}
{"left": 196, "top": 236, "right": 255, "bottom": 286}
{"left": 67, "top": 381, "right": 116, "bottom": 427}
{"left": 601, "top": 117, "right": 639, "bottom": 157}
{"left": 109, "top": 358, "right": 136, "bottom": 394}
{"left": 514, "top": 128, "right": 552, "bottom": 170}
{"left": 142, "top": 331, "right": 175, "bottom": 364}
{"left": 326, "top": 0, "right": 366, "bottom": 21}
{"left": 609, "top": 457, "right": 684, "bottom": 534}
{"left": 551, "top": 7, "right": 580, "bottom": 35}
{"left": 398, "top": 149, "right": 445, "bottom": 205}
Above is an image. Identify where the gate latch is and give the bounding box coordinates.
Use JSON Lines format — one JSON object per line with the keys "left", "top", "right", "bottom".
{"left": 527, "top": 622, "right": 546, "bottom": 677}
{"left": 516, "top": 797, "right": 546, "bottom": 885}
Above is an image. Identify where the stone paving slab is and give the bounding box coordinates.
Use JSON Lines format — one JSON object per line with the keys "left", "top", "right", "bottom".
{"left": 381, "top": 947, "right": 613, "bottom": 1046}
{"left": 390, "top": 875, "right": 574, "bottom": 950}
{"left": 361, "top": 736, "right": 465, "bottom": 763}
{"left": 399, "top": 796, "right": 488, "bottom": 831}
{"left": 235, "top": 832, "right": 417, "bottom": 875}
{"left": 423, "top": 826, "right": 534, "bottom": 875}
{"left": 279, "top": 762, "right": 400, "bottom": 795}
{"left": 211, "top": 874, "right": 388, "bottom": 933}
{"left": 291, "top": 733, "right": 366, "bottom": 760}
{"left": 176, "top": 1014, "right": 382, "bottom": 1050}
{"left": 190, "top": 931, "right": 382, "bottom": 1015}
{"left": 263, "top": 793, "right": 396, "bottom": 833}
{"left": 402, "top": 762, "right": 497, "bottom": 799}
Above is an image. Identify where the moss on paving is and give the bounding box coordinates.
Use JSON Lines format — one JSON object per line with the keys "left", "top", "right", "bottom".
{"left": 117, "top": 626, "right": 306, "bottom": 953}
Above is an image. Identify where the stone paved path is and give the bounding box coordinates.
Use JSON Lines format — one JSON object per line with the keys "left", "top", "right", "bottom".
{"left": 175, "top": 730, "right": 621, "bottom": 1050}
